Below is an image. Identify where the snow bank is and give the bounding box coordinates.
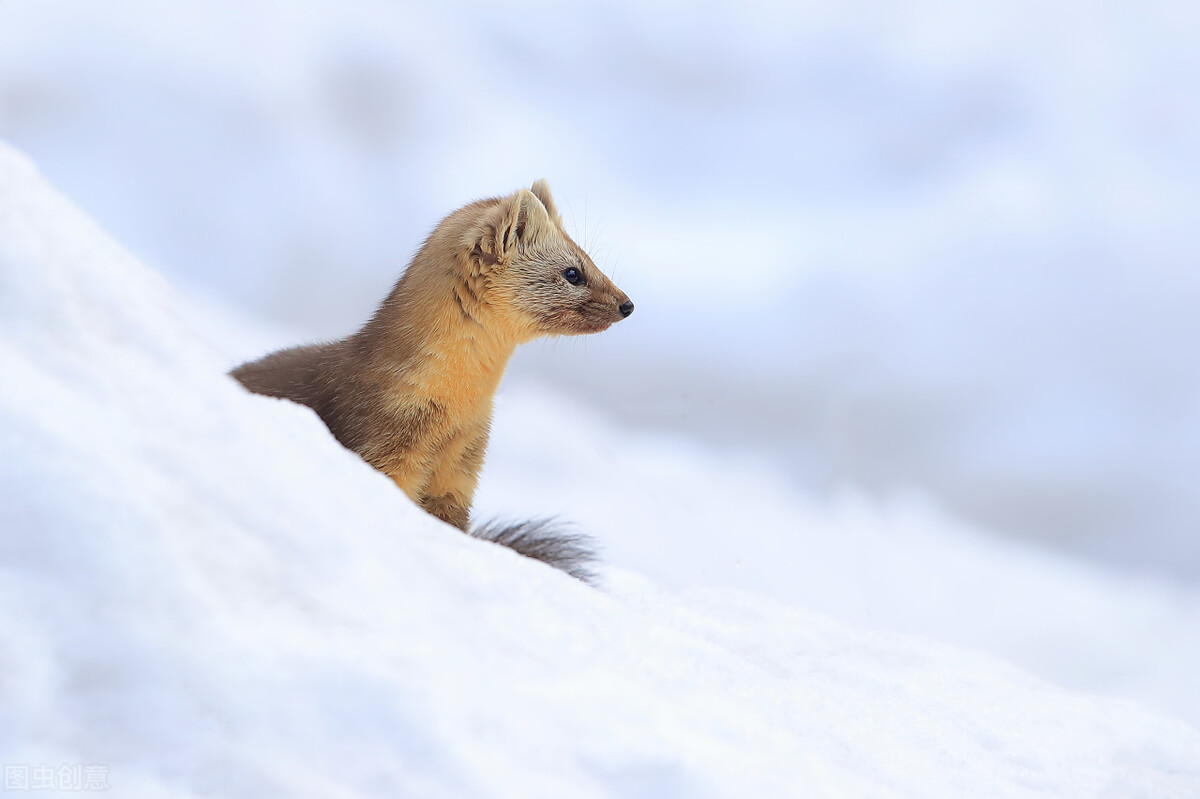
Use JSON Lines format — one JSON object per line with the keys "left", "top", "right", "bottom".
{"left": 477, "top": 384, "right": 1200, "bottom": 731}
{"left": 2, "top": 143, "right": 1200, "bottom": 797}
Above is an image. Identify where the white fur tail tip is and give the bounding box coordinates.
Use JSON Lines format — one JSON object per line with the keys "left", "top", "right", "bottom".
{"left": 470, "top": 518, "right": 599, "bottom": 585}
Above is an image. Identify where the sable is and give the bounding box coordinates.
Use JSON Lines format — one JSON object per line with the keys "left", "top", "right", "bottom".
{"left": 232, "top": 181, "right": 633, "bottom": 580}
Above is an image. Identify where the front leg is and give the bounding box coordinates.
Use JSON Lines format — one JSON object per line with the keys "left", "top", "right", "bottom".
{"left": 420, "top": 423, "right": 490, "bottom": 531}
{"left": 420, "top": 493, "right": 471, "bottom": 531}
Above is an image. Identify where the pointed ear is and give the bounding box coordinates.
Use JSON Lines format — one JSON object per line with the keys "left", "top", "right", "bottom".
{"left": 463, "top": 188, "right": 556, "bottom": 270}
{"left": 493, "top": 189, "right": 554, "bottom": 253}
{"left": 530, "top": 179, "right": 563, "bottom": 228}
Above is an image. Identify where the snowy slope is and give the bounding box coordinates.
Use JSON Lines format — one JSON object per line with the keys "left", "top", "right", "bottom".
{"left": 476, "top": 386, "right": 1200, "bottom": 731}
{"left": 3, "top": 145, "right": 1200, "bottom": 797}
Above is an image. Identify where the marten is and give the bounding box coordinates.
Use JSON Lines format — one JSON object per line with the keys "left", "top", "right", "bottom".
{"left": 231, "top": 181, "right": 633, "bottom": 582}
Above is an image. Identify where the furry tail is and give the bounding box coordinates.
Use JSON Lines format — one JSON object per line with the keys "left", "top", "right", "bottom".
{"left": 470, "top": 518, "right": 599, "bottom": 585}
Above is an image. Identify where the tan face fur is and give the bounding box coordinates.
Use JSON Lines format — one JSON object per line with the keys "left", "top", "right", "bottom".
{"left": 459, "top": 180, "right": 632, "bottom": 341}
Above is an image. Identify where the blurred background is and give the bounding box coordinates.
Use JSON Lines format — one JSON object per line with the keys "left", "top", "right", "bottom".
{"left": 1, "top": 0, "right": 1197, "bottom": 586}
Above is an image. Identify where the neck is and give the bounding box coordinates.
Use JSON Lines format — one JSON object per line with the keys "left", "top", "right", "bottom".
{"left": 354, "top": 266, "right": 518, "bottom": 405}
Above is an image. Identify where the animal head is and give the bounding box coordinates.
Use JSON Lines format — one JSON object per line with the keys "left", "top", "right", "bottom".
{"left": 458, "top": 180, "right": 633, "bottom": 340}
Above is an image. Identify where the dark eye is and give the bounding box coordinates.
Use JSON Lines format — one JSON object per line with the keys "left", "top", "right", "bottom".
{"left": 563, "top": 267, "right": 585, "bottom": 286}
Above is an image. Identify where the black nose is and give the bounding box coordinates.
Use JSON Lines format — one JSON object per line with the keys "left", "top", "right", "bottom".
{"left": 618, "top": 300, "right": 634, "bottom": 318}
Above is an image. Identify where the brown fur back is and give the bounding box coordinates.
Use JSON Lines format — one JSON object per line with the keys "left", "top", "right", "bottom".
{"left": 229, "top": 343, "right": 339, "bottom": 407}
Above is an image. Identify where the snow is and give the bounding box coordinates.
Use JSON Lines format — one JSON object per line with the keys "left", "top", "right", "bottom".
{"left": 480, "top": 386, "right": 1200, "bottom": 729}
{"left": 3, "top": 2, "right": 1200, "bottom": 790}
{"left": 3, "top": 139, "right": 1200, "bottom": 795}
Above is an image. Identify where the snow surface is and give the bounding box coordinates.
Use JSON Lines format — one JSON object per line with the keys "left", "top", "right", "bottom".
{"left": 3, "top": 143, "right": 1200, "bottom": 795}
